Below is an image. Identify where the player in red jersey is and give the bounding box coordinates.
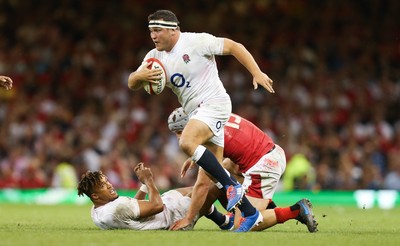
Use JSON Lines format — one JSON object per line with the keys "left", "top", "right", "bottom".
{"left": 168, "top": 107, "right": 318, "bottom": 232}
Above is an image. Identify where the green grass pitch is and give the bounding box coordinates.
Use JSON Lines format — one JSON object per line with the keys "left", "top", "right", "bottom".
{"left": 1, "top": 203, "right": 400, "bottom": 246}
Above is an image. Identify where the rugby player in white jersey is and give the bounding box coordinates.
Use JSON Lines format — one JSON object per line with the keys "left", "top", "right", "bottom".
{"left": 78, "top": 162, "right": 235, "bottom": 231}
{"left": 127, "top": 10, "right": 274, "bottom": 232}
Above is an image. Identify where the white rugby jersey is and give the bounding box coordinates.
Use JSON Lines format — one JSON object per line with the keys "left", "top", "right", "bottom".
{"left": 91, "top": 190, "right": 195, "bottom": 230}
{"left": 142, "top": 32, "right": 231, "bottom": 114}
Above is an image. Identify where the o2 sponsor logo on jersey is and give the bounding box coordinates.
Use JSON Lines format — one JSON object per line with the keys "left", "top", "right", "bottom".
{"left": 171, "top": 73, "right": 191, "bottom": 88}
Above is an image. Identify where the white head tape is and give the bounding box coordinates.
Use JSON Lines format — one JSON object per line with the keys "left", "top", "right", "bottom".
{"left": 168, "top": 107, "right": 188, "bottom": 132}
{"left": 148, "top": 20, "right": 178, "bottom": 29}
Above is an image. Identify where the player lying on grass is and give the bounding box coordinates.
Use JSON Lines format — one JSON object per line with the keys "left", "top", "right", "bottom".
{"left": 168, "top": 108, "right": 318, "bottom": 232}
{"left": 78, "top": 161, "right": 316, "bottom": 232}
{"left": 77, "top": 162, "right": 234, "bottom": 230}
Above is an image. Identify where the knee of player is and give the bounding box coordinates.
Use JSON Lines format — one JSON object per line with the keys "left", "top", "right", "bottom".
{"left": 178, "top": 136, "right": 195, "bottom": 156}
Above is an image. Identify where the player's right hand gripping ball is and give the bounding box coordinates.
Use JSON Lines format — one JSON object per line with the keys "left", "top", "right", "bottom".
{"left": 143, "top": 58, "right": 166, "bottom": 95}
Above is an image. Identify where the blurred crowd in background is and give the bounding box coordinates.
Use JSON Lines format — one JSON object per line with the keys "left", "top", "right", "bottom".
{"left": 0, "top": 0, "right": 399, "bottom": 191}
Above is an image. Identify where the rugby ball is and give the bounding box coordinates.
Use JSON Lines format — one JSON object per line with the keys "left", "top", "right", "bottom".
{"left": 143, "top": 58, "right": 166, "bottom": 95}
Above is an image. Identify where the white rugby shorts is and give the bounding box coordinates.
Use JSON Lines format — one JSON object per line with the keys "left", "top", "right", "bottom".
{"left": 242, "top": 144, "right": 287, "bottom": 199}
{"left": 189, "top": 100, "right": 231, "bottom": 147}
{"left": 162, "top": 190, "right": 197, "bottom": 230}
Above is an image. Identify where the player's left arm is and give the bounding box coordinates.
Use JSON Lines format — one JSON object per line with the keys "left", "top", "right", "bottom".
{"left": 134, "top": 163, "right": 164, "bottom": 219}
{"left": 222, "top": 38, "right": 274, "bottom": 93}
{"left": 134, "top": 186, "right": 147, "bottom": 200}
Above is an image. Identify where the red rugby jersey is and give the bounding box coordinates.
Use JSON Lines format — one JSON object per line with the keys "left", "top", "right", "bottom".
{"left": 224, "top": 113, "right": 275, "bottom": 173}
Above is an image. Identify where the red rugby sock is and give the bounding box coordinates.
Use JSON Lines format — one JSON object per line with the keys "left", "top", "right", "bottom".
{"left": 274, "top": 206, "right": 300, "bottom": 223}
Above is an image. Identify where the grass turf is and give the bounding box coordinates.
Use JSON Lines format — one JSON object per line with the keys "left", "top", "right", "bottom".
{"left": 1, "top": 204, "right": 400, "bottom": 246}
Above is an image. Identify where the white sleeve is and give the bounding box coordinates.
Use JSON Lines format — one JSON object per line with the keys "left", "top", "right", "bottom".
{"left": 196, "top": 33, "right": 224, "bottom": 55}
{"left": 120, "top": 197, "right": 141, "bottom": 220}
{"left": 104, "top": 197, "right": 141, "bottom": 222}
{"left": 91, "top": 196, "right": 142, "bottom": 229}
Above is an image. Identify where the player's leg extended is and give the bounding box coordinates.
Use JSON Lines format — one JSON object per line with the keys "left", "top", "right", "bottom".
{"left": 179, "top": 119, "right": 238, "bottom": 192}
{"left": 180, "top": 120, "right": 261, "bottom": 232}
